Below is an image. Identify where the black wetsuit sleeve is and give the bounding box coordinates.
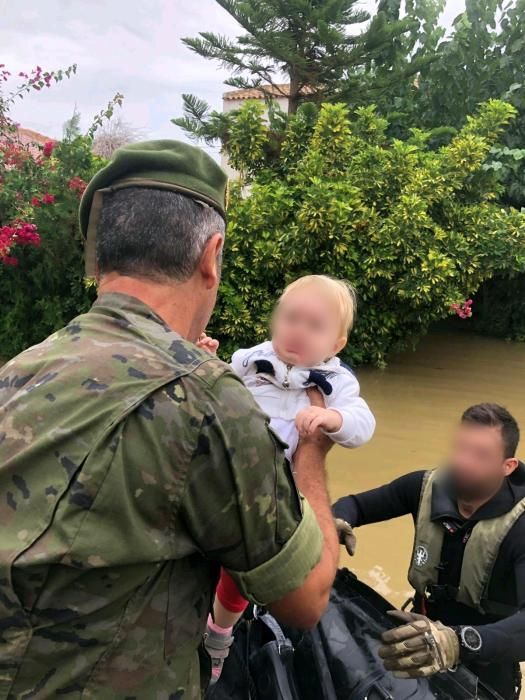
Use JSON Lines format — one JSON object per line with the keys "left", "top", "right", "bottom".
{"left": 332, "top": 470, "right": 426, "bottom": 527}
{"left": 474, "top": 521, "right": 525, "bottom": 664}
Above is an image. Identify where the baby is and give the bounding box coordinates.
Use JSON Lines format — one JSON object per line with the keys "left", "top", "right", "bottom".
{"left": 201, "top": 275, "right": 376, "bottom": 682}
{"left": 231, "top": 274, "right": 376, "bottom": 460}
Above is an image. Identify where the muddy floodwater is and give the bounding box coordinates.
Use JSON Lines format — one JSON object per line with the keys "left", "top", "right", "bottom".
{"left": 328, "top": 329, "right": 525, "bottom": 694}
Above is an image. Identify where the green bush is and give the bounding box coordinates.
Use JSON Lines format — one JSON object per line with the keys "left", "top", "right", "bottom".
{"left": 209, "top": 100, "right": 525, "bottom": 366}
{"left": 471, "top": 274, "right": 525, "bottom": 342}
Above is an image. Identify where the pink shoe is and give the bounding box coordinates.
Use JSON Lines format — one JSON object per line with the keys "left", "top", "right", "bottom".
{"left": 204, "top": 624, "right": 234, "bottom": 684}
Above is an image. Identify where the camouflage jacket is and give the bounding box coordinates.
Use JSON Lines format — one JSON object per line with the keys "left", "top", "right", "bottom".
{"left": 0, "top": 293, "right": 322, "bottom": 699}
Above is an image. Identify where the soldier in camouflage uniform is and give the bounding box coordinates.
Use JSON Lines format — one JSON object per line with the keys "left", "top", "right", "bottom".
{"left": 0, "top": 141, "right": 338, "bottom": 699}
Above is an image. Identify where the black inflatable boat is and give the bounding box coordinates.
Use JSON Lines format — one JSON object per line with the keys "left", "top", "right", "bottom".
{"left": 207, "top": 568, "right": 503, "bottom": 700}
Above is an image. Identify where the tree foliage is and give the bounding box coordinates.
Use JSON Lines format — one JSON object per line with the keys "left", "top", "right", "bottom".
{"left": 176, "top": 0, "right": 525, "bottom": 209}
{"left": 385, "top": 0, "right": 525, "bottom": 339}
{"left": 208, "top": 100, "right": 525, "bottom": 366}
{"left": 384, "top": 0, "right": 525, "bottom": 208}
{"left": 470, "top": 274, "right": 525, "bottom": 342}
{"left": 173, "top": 0, "right": 431, "bottom": 142}
{"left": 63, "top": 108, "right": 82, "bottom": 141}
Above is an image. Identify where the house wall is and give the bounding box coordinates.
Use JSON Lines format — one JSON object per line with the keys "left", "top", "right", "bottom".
{"left": 222, "top": 96, "right": 289, "bottom": 114}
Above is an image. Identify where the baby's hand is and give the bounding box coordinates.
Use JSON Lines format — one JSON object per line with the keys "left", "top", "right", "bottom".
{"left": 197, "top": 333, "right": 219, "bottom": 355}
{"left": 295, "top": 406, "right": 342, "bottom": 436}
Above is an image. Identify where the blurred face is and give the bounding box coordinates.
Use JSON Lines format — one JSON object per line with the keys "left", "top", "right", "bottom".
{"left": 272, "top": 287, "right": 346, "bottom": 367}
{"left": 447, "top": 421, "right": 518, "bottom": 501}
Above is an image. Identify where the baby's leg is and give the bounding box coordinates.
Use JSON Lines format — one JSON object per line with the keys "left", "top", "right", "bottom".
{"left": 215, "top": 568, "right": 249, "bottom": 622}
{"left": 206, "top": 569, "right": 249, "bottom": 683}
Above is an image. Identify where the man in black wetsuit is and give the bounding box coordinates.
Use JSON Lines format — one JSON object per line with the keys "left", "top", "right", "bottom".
{"left": 333, "top": 403, "right": 525, "bottom": 700}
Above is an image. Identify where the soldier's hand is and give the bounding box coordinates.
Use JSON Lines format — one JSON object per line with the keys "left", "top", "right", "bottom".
{"left": 378, "top": 610, "right": 460, "bottom": 678}
{"left": 306, "top": 386, "right": 325, "bottom": 409}
{"left": 197, "top": 333, "right": 219, "bottom": 355}
{"left": 334, "top": 518, "right": 356, "bottom": 556}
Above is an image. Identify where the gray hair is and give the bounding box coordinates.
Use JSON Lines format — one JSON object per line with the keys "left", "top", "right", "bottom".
{"left": 96, "top": 187, "right": 225, "bottom": 281}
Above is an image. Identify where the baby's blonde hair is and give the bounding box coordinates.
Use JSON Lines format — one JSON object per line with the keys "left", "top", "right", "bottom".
{"left": 279, "top": 275, "right": 357, "bottom": 337}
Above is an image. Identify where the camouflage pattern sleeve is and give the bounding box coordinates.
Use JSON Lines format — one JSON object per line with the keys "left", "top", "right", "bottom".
{"left": 180, "top": 372, "right": 323, "bottom": 606}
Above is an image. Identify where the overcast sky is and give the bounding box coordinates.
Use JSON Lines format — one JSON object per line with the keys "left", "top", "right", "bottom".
{"left": 1, "top": 0, "right": 465, "bottom": 147}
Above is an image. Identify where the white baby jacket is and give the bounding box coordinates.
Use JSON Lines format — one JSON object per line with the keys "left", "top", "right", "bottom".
{"left": 231, "top": 341, "right": 376, "bottom": 460}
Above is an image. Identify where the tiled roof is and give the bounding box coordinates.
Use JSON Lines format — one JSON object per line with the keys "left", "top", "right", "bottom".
{"left": 223, "top": 83, "right": 314, "bottom": 101}
{"left": 15, "top": 127, "right": 51, "bottom": 146}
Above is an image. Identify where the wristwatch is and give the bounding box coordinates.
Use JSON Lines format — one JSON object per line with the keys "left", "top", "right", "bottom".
{"left": 456, "top": 626, "right": 483, "bottom": 655}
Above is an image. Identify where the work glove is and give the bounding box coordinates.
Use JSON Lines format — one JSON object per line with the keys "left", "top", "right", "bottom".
{"left": 334, "top": 518, "right": 357, "bottom": 556}
{"left": 378, "top": 610, "right": 460, "bottom": 678}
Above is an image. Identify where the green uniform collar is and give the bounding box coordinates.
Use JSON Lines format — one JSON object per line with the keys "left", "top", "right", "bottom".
{"left": 93, "top": 292, "right": 169, "bottom": 327}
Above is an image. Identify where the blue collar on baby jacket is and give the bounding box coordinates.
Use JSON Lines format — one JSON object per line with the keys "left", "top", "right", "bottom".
{"left": 254, "top": 359, "right": 335, "bottom": 395}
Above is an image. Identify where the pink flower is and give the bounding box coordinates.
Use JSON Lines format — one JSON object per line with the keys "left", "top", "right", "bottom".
{"left": 450, "top": 299, "right": 474, "bottom": 319}
{"left": 31, "top": 196, "right": 41, "bottom": 207}
{"left": 67, "top": 176, "right": 87, "bottom": 196}
{"left": 17, "top": 222, "right": 40, "bottom": 246}
{"left": 2, "top": 143, "right": 31, "bottom": 168}
{"left": 42, "top": 193, "right": 55, "bottom": 205}
{"left": 42, "top": 140, "right": 55, "bottom": 157}
{"left": 0, "top": 222, "right": 41, "bottom": 264}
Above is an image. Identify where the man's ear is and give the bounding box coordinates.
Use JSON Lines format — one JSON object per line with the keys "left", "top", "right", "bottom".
{"left": 198, "top": 233, "right": 224, "bottom": 290}
{"left": 503, "top": 457, "right": 519, "bottom": 477}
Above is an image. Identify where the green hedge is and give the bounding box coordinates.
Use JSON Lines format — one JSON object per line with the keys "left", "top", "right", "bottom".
{"left": 209, "top": 101, "right": 525, "bottom": 366}
{"left": 471, "top": 274, "right": 525, "bottom": 341}
{"left": 2, "top": 104, "right": 525, "bottom": 366}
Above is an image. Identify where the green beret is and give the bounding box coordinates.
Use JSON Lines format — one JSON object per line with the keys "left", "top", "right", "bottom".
{"left": 79, "top": 139, "right": 228, "bottom": 276}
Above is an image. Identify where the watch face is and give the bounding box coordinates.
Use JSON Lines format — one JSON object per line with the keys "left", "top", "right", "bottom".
{"left": 462, "top": 626, "right": 482, "bottom": 652}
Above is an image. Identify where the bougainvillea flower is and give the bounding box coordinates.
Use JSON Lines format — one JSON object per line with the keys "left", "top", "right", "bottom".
{"left": 67, "top": 176, "right": 87, "bottom": 196}
{"left": 42, "top": 140, "right": 55, "bottom": 157}
{"left": 451, "top": 299, "right": 473, "bottom": 319}
{"left": 0, "top": 222, "right": 41, "bottom": 266}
